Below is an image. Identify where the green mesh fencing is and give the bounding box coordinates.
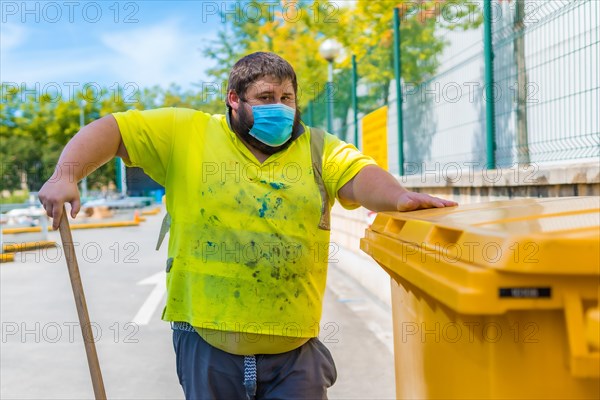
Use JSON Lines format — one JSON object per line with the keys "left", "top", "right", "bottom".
{"left": 493, "top": 0, "right": 599, "bottom": 165}
{"left": 316, "top": 0, "right": 598, "bottom": 175}
{"left": 401, "top": 0, "right": 598, "bottom": 174}
{"left": 304, "top": 66, "right": 387, "bottom": 148}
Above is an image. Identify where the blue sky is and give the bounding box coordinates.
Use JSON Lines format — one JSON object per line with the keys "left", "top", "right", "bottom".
{"left": 1, "top": 1, "right": 231, "bottom": 91}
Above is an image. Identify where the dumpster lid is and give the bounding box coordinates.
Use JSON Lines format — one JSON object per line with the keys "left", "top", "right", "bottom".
{"left": 367, "top": 197, "right": 599, "bottom": 275}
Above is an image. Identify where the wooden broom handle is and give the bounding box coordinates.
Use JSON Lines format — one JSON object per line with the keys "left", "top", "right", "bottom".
{"left": 58, "top": 205, "right": 107, "bottom": 400}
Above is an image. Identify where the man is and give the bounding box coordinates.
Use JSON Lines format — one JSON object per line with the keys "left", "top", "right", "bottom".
{"left": 39, "top": 52, "right": 456, "bottom": 399}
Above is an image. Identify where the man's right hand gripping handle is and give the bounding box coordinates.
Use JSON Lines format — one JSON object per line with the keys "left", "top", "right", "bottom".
{"left": 38, "top": 178, "right": 81, "bottom": 230}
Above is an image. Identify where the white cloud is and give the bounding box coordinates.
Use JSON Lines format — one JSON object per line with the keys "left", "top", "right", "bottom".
{"left": 0, "top": 23, "right": 28, "bottom": 52}
{"left": 100, "top": 19, "right": 214, "bottom": 88}
{"left": 1, "top": 45, "right": 111, "bottom": 87}
{"left": 1, "top": 19, "right": 216, "bottom": 91}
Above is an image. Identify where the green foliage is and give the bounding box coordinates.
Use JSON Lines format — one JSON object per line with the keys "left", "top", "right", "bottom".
{"left": 202, "top": 0, "right": 482, "bottom": 127}
{"left": 202, "top": 1, "right": 343, "bottom": 109}
{"left": 0, "top": 83, "right": 225, "bottom": 193}
{"left": 1, "top": 0, "right": 484, "bottom": 192}
{"left": 0, "top": 191, "right": 30, "bottom": 204}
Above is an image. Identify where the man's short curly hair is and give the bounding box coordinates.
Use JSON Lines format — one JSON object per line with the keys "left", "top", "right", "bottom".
{"left": 226, "top": 52, "right": 298, "bottom": 108}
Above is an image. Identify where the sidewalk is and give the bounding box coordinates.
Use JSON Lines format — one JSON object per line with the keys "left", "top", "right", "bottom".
{"left": 325, "top": 249, "right": 396, "bottom": 399}
{"left": 1, "top": 211, "right": 397, "bottom": 399}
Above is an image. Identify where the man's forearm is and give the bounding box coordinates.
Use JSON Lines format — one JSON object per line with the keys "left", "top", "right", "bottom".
{"left": 39, "top": 114, "right": 128, "bottom": 227}
{"left": 50, "top": 115, "right": 126, "bottom": 183}
{"left": 340, "top": 165, "right": 458, "bottom": 212}
{"left": 344, "top": 165, "right": 408, "bottom": 212}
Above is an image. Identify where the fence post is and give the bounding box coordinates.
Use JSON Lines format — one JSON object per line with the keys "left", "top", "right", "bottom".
{"left": 351, "top": 54, "right": 359, "bottom": 149}
{"left": 483, "top": 0, "right": 497, "bottom": 169}
{"left": 514, "top": 0, "right": 530, "bottom": 165}
{"left": 393, "top": 7, "right": 405, "bottom": 176}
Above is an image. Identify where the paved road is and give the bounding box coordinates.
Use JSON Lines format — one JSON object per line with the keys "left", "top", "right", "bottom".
{"left": 1, "top": 211, "right": 395, "bottom": 399}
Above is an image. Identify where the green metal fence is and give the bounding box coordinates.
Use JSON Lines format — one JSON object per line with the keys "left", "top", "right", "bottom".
{"left": 402, "top": 0, "right": 598, "bottom": 174}
{"left": 309, "top": 0, "right": 598, "bottom": 175}
{"left": 493, "top": 0, "right": 599, "bottom": 166}
{"left": 305, "top": 56, "right": 387, "bottom": 148}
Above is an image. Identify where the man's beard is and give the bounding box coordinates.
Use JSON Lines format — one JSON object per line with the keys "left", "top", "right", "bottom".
{"left": 230, "top": 104, "right": 303, "bottom": 156}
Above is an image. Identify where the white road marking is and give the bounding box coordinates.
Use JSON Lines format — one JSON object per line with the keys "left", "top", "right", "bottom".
{"left": 132, "top": 271, "right": 166, "bottom": 326}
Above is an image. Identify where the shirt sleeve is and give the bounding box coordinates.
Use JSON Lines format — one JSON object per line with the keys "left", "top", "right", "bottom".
{"left": 322, "top": 133, "right": 378, "bottom": 210}
{"left": 112, "top": 108, "right": 176, "bottom": 186}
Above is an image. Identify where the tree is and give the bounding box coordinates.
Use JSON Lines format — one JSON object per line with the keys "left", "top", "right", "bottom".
{"left": 1, "top": 83, "right": 213, "bottom": 194}
{"left": 202, "top": 0, "right": 483, "bottom": 129}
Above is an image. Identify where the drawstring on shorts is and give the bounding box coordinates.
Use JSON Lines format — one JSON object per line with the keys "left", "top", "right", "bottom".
{"left": 171, "top": 322, "right": 258, "bottom": 398}
{"left": 243, "top": 355, "right": 257, "bottom": 399}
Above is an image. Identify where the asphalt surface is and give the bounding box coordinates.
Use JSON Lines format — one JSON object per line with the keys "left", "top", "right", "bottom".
{"left": 1, "top": 211, "right": 395, "bottom": 399}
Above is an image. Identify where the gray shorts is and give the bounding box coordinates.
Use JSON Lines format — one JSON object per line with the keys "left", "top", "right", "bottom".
{"left": 172, "top": 323, "right": 337, "bottom": 400}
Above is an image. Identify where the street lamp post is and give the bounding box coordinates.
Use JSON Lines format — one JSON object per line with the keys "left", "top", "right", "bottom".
{"left": 319, "top": 39, "right": 342, "bottom": 135}
{"left": 79, "top": 100, "right": 88, "bottom": 199}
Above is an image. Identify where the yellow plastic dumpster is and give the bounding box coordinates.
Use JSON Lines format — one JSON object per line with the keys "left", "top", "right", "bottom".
{"left": 360, "top": 197, "right": 600, "bottom": 399}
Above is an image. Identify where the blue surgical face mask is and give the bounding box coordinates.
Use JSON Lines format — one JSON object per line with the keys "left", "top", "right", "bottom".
{"left": 248, "top": 103, "right": 295, "bottom": 147}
